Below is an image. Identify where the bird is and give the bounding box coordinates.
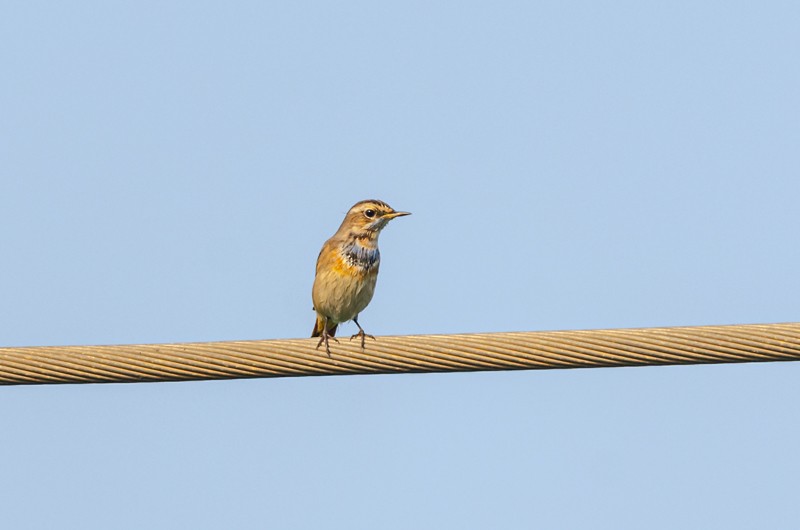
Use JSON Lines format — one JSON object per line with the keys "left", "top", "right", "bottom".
{"left": 311, "top": 199, "right": 410, "bottom": 355}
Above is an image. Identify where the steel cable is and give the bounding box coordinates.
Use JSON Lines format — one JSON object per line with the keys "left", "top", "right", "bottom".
{"left": 0, "top": 322, "right": 798, "bottom": 385}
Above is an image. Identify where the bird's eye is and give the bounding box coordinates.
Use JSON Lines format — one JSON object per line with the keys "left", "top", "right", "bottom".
{"left": 364, "top": 209, "right": 376, "bottom": 218}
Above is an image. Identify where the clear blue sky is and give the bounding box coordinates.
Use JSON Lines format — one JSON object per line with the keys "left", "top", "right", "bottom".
{"left": 2, "top": 1, "right": 799, "bottom": 528}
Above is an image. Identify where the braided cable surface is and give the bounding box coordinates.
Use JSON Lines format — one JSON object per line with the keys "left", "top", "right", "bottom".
{"left": 0, "top": 322, "right": 798, "bottom": 385}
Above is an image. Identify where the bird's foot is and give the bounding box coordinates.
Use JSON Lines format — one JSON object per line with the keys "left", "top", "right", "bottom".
{"left": 316, "top": 334, "right": 339, "bottom": 357}
{"left": 349, "top": 329, "right": 376, "bottom": 350}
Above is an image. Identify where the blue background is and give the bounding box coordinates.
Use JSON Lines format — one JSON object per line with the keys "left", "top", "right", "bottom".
{"left": 2, "top": 2, "right": 799, "bottom": 528}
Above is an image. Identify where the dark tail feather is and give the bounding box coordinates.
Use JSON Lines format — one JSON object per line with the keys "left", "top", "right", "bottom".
{"left": 311, "top": 316, "right": 338, "bottom": 338}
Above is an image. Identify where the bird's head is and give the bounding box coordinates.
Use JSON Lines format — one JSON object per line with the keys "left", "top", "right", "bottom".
{"left": 337, "top": 199, "right": 410, "bottom": 236}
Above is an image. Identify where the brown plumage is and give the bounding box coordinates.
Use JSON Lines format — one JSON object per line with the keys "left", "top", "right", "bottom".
{"left": 311, "top": 316, "right": 337, "bottom": 339}
{"left": 311, "top": 199, "right": 410, "bottom": 355}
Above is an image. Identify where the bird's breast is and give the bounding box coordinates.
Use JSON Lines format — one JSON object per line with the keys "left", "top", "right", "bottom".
{"left": 313, "top": 243, "right": 379, "bottom": 323}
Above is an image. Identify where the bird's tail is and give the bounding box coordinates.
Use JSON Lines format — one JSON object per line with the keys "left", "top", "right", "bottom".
{"left": 311, "top": 315, "right": 337, "bottom": 338}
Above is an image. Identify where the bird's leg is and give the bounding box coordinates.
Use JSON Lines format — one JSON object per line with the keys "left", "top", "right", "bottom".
{"left": 315, "top": 332, "right": 331, "bottom": 356}
{"left": 315, "top": 317, "right": 338, "bottom": 357}
{"left": 349, "top": 315, "right": 376, "bottom": 349}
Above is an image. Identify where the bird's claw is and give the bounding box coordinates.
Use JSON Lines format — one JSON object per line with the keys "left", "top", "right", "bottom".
{"left": 316, "top": 334, "right": 339, "bottom": 357}
{"left": 349, "top": 330, "right": 376, "bottom": 350}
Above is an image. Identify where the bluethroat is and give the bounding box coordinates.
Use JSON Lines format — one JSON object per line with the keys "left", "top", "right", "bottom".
{"left": 311, "top": 199, "right": 410, "bottom": 355}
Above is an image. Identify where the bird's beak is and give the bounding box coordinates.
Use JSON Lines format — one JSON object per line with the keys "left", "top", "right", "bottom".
{"left": 384, "top": 211, "right": 411, "bottom": 219}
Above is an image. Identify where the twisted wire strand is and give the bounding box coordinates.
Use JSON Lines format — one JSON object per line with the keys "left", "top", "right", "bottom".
{"left": 0, "top": 322, "right": 798, "bottom": 385}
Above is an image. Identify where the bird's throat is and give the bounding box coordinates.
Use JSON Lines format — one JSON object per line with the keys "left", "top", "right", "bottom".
{"left": 341, "top": 240, "right": 380, "bottom": 270}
